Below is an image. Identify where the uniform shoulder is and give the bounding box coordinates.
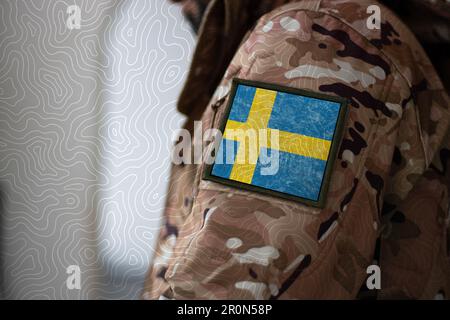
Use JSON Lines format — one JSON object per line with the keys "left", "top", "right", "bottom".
{"left": 255, "top": 0, "right": 443, "bottom": 91}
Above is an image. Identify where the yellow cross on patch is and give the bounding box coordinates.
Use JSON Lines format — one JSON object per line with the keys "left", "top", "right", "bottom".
{"left": 204, "top": 78, "right": 347, "bottom": 207}
{"left": 223, "top": 88, "right": 332, "bottom": 184}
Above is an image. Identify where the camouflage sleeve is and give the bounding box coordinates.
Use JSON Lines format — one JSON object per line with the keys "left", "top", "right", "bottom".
{"left": 159, "top": 4, "right": 382, "bottom": 299}
{"left": 148, "top": 1, "right": 450, "bottom": 300}
{"left": 379, "top": 116, "right": 450, "bottom": 299}
{"left": 374, "top": 7, "right": 450, "bottom": 296}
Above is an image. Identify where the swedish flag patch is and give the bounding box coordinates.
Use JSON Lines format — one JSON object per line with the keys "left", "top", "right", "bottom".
{"left": 204, "top": 79, "right": 347, "bottom": 207}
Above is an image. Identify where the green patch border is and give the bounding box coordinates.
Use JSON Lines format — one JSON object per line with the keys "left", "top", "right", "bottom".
{"left": 203, "top": 78, "right": 348, "bottom": 208}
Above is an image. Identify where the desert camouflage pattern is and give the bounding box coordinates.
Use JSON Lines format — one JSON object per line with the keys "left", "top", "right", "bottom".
{"left": 143, "top": 0, "right": 450, "bottom": 299}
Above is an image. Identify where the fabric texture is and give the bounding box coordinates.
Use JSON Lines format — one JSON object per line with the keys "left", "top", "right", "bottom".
{"left": 143, "top": 0, "right": 450, "bottom": 299}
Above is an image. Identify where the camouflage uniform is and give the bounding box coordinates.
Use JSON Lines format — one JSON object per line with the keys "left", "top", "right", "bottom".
{"left": 143, "top": 0, "right": 450, "bottom": 299}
